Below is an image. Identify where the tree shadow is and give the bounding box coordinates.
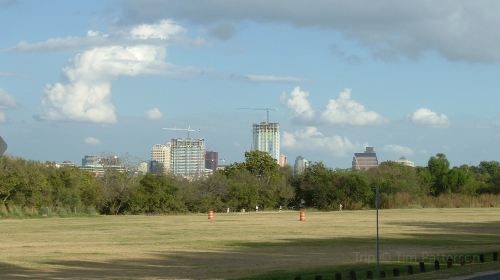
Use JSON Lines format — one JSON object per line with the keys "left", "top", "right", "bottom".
{"left": 1, "top": 221, "right": 499, "bottom": 279}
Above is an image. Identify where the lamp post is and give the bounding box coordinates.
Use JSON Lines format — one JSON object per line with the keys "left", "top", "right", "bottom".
{"left": 376, "top": 185, "right": 380, "bottom": 279}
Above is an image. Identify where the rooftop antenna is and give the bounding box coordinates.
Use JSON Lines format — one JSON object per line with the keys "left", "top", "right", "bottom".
{"left": 238, "top": 107, "right": 277, "bottom": 123}
{"left": 162, "top": 125, "right": 200, "bottom": 138}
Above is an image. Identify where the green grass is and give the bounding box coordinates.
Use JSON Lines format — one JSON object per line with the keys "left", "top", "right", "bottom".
{"left": 0, "top": 208, "right": 499, "bottom": 279}
{"left": 236, "top": 253, "right": 500, "bottom": 280}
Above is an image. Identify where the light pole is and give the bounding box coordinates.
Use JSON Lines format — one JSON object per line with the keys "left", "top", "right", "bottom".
{"left": 376, "top": 185, "right": 380, "bottom": 278}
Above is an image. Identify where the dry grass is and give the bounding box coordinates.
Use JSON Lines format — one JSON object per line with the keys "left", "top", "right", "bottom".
{"left": 1, "top": 208, "right": 499, "bottom": 279}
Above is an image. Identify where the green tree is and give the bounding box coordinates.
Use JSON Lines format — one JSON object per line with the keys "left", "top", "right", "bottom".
{"left": 99, "top": 170, "right": 132, "bottom": 215}
{"left": 444, "top": 166, "right": 474, "bottom": 193}
{"left": 243, "top": 150, "right": 280, "bottom": 177}
{"left": 129, "top": 173, "right": 185, "bottom": 214}
{"left": 428, "top": 153, "right": 450, "bottom": 195}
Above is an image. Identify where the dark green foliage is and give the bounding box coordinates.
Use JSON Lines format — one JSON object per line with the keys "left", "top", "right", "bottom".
{"left": 0, "top": 152, "right": 499, "bottom": 216}
{"left": 129, "top": 173, "right": 185, "bottom": 214}
{"left": 294, "top": 163, "right": 371, "bottom": 210}
{"left": 428, "top": 153, "right": 450, "bottom": 195}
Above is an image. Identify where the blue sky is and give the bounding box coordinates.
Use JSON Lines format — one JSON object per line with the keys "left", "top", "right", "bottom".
{"left": 1, "top": 0, "right": 499, "bottom": 168}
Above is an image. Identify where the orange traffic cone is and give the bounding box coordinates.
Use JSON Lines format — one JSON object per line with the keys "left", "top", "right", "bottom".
{"left": 208, "top": 209, "right": 214, "bottom": 222}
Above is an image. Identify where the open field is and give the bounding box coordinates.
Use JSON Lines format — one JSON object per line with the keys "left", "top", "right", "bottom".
{"left": 1, "top": 208, "right": 500, "bottom": 279}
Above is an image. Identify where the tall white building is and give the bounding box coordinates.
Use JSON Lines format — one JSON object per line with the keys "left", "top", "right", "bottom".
{"left": 253, "top": 122, "right": 280, "bottom": 162}
{"left": 170, "top": 138, "right": 205, "bottom": 179}
{"left": 150, "top": 143, "right": 171, "bottom": 174}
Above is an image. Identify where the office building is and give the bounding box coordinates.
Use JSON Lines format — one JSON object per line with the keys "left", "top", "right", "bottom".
{"left": 170, "top": 138, "right": 205, "bottom": 179}
{"left": 81, "top": 155, "right": 126, "bottom": 176}
{"left": 205, "top": 151, "right": 218, "bottom": 173}
{"left": 352, "top": 147, "right": 379, "bottom": 170}
{"left": 150, "top": 143, "right": 171, "bottom": 174}
{"left": 57, "top": 161, "right": 76, "bottom": 168}
{"left": 279, "top": 154, "right": 288, "bottom": 167}
{"left": 253, "top": 122, "right": 280, "bottom": 162}
{"left": 294, "top": 156, "right": 310, "bottom": 175}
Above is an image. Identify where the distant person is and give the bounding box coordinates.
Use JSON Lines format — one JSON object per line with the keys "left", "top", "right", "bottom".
{"left": 255, "top": 205, "right": 259, "bottom": 212}
{"left": 226, "top": 208, "right": 230, "bottom": 213}
{"left": 279, "top": 205, "right": 282, "bottom": 212}
{"left": 339, "top": 203, "right": 343, "bottom": 211}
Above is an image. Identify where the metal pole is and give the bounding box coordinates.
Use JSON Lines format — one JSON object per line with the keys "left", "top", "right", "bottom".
{"left": 376, "top": 186, "right": 380, "bottom": 278}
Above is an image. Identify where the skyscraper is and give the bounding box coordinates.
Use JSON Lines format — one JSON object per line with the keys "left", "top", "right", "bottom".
{"left": 352, "top": 147, "right": 379, "bottom": 170}
{"left": 170, "top": 138, "right": 205, "bottom": 179}
{"left": 294, "top": 155, "right": 310, "bottom": 175}
{"left": 252, "top": 122, "right": 280, "bottom": 162}
{"left": 279, "top": 154, "right": 288, "bottom": 167}
{"left": 205, "top": 151, "right": 218, "bottom": 173}
{"left": 150, "top": 143, "right": 171, "bottom": 174}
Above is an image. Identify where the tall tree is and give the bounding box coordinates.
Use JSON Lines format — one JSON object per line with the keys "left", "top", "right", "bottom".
{"left": 428, "top": 153, "right": 450, "bottom": 195}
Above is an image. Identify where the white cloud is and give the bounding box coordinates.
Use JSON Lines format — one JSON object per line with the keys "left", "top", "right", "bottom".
{"left": 120, "top": 1, "right": 500, "bottom": 62}
{"left": 39, "top": 20, "right": 183, "bottom": 123}
{"left": 12, "top": 20, "right": 185, "bottom": 53}
{"left": 283, "top": 126, "right": 359, "bottom": 156}
{"left": 0, "top": 89, "right": 16, "bottom": 109}
{"left": 239, "top": 74, "right": 307, "bottom": 83}
{"left": 284, "top": 87, "right": 315, "bottom": 120}
{"left": 321, "top": 88, "right": 388, "bottom": 126}
{"left": 84, "top": 137, "right": 101, "bottom": 145}
{"left": 410, "top": 108, "right": 450, "bottom": 127}
{"left": 0, "top": 89, "right": 16, "bottom": 123}
{"left": 383, "top": 144, "right": 414, "bottom": 156}
{"left": 14, "top": 33, "right": 110, "bottom": 52}
{"left": 146, "top": 107, "right": 163, "bottom": 120}
{"left": 129, "top": 20, "right": 184, "bottom": 40}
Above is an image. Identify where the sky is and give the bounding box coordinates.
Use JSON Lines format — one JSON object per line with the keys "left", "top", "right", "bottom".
{"left": 1, "top": 0, "right": 500, "bottom": 168}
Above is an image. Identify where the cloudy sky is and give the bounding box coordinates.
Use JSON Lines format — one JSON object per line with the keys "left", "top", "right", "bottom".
{"left": 1, "top": 0, "right": 499, "bottom": 168}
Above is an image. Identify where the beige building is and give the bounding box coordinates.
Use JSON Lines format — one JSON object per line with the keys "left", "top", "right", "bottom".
{"left": 279, "top": 154, "right": 288, "bottom": 167}
{"left": 150, "top": 143, "right": 171, "bottom": 174}
{"left": 352, "top": 147, "right": 379, "bottom": 170}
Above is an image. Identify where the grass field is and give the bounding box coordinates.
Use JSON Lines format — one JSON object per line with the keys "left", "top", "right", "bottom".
{"left": 1, "top": 208, "right": 499, "bottom": 279}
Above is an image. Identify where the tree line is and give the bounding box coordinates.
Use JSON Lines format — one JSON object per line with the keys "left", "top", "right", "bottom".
{"left": 0, "top": 151, "right": 499, "bottom": 216}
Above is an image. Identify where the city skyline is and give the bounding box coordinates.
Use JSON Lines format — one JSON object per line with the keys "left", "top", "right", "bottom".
{"left": 1, "top": 1, "right": 500, "bottom": 168}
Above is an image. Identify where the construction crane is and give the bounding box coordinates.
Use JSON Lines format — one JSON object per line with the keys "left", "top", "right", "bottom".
{"left": 162, "top": 125, "right": 200, "bottom": 138}
{"left": 238, "top": 107, "right": 277, "bottom": 123}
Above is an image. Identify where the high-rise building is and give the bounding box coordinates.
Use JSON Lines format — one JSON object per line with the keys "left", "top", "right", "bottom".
{"left": 352, "top": 147, "right": 379, "bottom": 170}
{"left": 205, "top": 151, "right": 218, "bottom": 173}
{"left": 150, "top": 143, "right": 171, "bottom": 174}
{"left": 253, "top": 122, "right": 280, "bottom": 162}
{"left": 294, "top": 156, "right": 310, "bottom": 175}
{"left": 170, "top": 138, "right": 205, "bottom": 179}
{"left": 279, "top": 154, "right": 288, "bottom": 167}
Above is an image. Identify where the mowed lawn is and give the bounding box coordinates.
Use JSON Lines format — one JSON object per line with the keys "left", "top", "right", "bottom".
{"left": 1, "top": 208, "right": 500, "bottom": 279}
